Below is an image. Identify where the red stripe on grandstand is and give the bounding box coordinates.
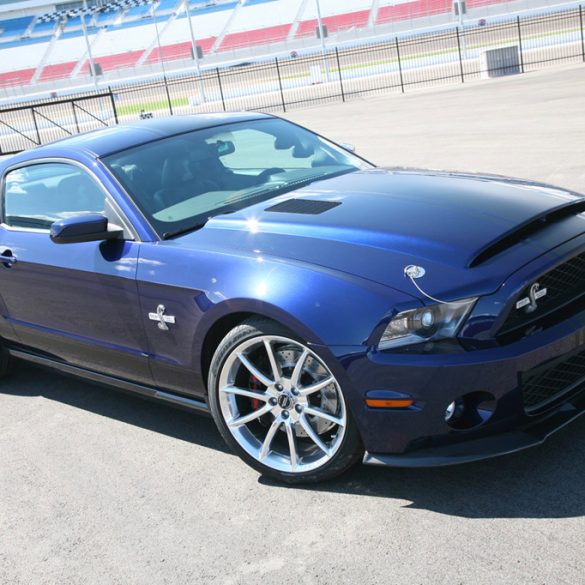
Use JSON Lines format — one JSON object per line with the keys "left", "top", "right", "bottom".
{"left": 467, "top": 0, "right": 508, "bottom": 7}
{"left": 219, "top": 24, "right": 291, "bottom": 51}
{"left": 296, "top": 10, "right": 370, "bottom": 37}
{"left": 39, "top": 61, "right": 77, "bottom": 82}
{"left": 376, "top": 0, "right": 453, "bottom": 24}
{"left": 146, "top": 37, "right": 216, "bottom": 64}
{"left": 0, "top": 68, "right": 35, "bottom": 87}
{"left": 88, "top": 49, "right": 145, "bottom": 73}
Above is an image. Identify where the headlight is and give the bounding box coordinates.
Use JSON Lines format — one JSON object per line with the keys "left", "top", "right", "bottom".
{"left": 379, "top": 298, "right": 477, "bottom": 350}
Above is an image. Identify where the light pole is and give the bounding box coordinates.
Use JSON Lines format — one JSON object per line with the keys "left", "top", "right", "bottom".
{"left": 314, "top": 0, "right": 330, "bottom": 81}
{"left": 153, "top": 5, "right": 174, "bottom": 115}
{"left": 455, "top": 0, "right": 467, "bottom": 55}
{"left": 81, "top": 0, "right": 98, "bottom": 88}
{"left": 184, "top": 0, "right": 206, "bottom": 102}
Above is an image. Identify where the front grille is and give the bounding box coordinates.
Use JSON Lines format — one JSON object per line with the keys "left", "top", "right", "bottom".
{"left": 521, "top": 346, "right": 585, "bottom": 413}
{"left": 500, "top": 250, "right": 585, "bottom": 337}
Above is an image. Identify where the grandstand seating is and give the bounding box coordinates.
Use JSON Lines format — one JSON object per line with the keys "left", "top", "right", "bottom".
{"left": 92, "top": 49, "right": 146, "bottom": 73}
{"left": 296, "top": 11, "right": 370, "bottom": 38}
{"left": 376, "top": 0, "right": 452, "bottom": 25}
{"left": 220, "top": 23, "right": 291, "bottom": 50}
{"left": 0, "top": 0, "right": 516, "bottom": 89}
{"left": 0, "top": 68, "right": 35, "bottom": 87}
{"left": 39, "top": 61, "right": 77, "bottom": 82}
{"left": 0, "top": 16, "right": 33, "bottom": 40}
{"left": 145, "top": 36, "right": 216, "bottom": 63}
{"left": 30, "top": 19, "right": 57, "bottom": 37}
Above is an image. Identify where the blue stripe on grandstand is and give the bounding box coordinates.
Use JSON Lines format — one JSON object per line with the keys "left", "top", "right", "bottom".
{"left": 96, "top": 11, "right": 120, "bottom": 26}
{"left": 0, "top": 34, "right": 52, "bottom": 47}
{"left": 59, "top": 28, "right": 98, "bottom": 40}
{"left": 243, "top": 0, "right": 276, "bottom": 6}
{"left": 63, "top": 16, "right": 83, "bottom": 30}
{"left": 30, "top": 20, "right": 56, "bottom": 36}
{"left": 107, "top": 16, "right": 170, "bottom": 30}
{"left": 124, "top": 5, "right": 153, "bottom": 20}
{"left": 156, "top": 0, "right": 179, "bottom": 13}
{"left": 0, "top": 16, "right": 33, "bottom": 38}
{"left": 188, "top": 1, "right": 238, "bottom": 15}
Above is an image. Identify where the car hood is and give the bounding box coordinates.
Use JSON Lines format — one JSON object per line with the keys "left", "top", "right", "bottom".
{"left": 177, "top": 169, "right": 585, "bottom": 300}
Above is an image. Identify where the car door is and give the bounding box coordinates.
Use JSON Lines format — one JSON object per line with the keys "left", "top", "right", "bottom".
{"left": 0, "top": 159, "right": 153, "bottom": 385}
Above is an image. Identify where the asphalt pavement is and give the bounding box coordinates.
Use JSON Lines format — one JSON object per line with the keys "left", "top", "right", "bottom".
{"left": 1, "top": 64, "right": 585, "bottom": 585}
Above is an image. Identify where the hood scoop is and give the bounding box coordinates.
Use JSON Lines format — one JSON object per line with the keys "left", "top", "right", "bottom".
{"left": 265, "top": 199, "right": 341, "bottom": 215}
{"left": 469, "top": 199, "right": 585, "bottom": 267}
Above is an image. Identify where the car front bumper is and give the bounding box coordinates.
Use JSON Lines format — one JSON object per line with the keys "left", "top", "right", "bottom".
{"left": 327, "top": 306, "right": 585, "bottom": 467}
{"left": 363, "top": 391, "right": 585, "bottom": 467}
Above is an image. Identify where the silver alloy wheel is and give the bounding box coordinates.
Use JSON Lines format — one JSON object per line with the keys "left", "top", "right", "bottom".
{"left": 218, "top": 335, "right": 347, "bottom": 473}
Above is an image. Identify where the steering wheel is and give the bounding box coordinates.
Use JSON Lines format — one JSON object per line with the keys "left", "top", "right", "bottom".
{"left": 256, "top": 167, "right": 285, "bottom": 183}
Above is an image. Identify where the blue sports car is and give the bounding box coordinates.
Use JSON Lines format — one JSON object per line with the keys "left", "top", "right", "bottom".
{"left": 0, "top": 113, "right": 584, "bottom": 483}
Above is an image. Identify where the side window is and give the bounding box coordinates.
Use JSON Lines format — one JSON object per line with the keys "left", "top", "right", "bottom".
{"left": 3, "top": 162, "right": 105, "bottom": 230}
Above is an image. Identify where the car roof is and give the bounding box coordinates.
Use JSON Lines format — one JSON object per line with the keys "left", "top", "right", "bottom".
{"left": 12, "top": 112, "right": 273, "bottom": 161}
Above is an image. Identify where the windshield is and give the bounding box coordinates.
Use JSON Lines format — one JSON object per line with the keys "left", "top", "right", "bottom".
{"left": 103, "top": 117, "right": 371, "bottom": 238}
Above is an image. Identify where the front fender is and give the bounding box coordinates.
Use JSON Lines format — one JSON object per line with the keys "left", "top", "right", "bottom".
{"left": 138, "top": 243, "right": 418, "bottom": 381}
{"left": 190, "top": 250, "right": 418, "bottom": 350}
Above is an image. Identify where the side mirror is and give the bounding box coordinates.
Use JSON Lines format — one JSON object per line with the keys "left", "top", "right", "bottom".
{"left": 50, "top": 214, "right": 123, "bottom": 244}
{"left": 339, "top": 142, "right": 356, "bottom": 153}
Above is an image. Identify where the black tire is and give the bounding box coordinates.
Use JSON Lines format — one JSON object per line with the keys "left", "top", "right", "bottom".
{"left": 208, "top": 318, "right": 363, "bottom": 484}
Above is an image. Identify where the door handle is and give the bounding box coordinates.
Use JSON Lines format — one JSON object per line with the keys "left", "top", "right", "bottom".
{"left": 0, "top": 249, "right": 17, "bottom": 267}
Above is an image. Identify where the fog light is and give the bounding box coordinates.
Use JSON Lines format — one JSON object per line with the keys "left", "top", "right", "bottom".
{"left": 445, "top": 399, "right": 464, "bottom": 422}
{"left": 444, "top": 392, "right": 496, "bottom": 430}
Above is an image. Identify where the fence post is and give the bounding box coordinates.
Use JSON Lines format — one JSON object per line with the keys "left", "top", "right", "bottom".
{"left": 455, "top": 28, "right": 465, "bottom": 83}
{"left": 163, "top": 75, "right": 173, "bottom": 115}
{"left": 30, "top": 109, "right": 41, "bottom": 145}
{"left": 71, "top": 102, "right": 80, "bottom": 133}
{"left": 335, "top": 47, "right": 345, "bottom": 102}
{"left": 516, "top": 16, "right": 525, "bottom": 73}
{"left": 108, "top": 87, "right": 119, "bottom": 125}
{"left": 274, "top": 57, "right": 286, "bottom": 112}
{"left": 395, "top": 37, "right": 404, "bottom": 93}
{"left": 216, "top": 68, "right": 226, "bottom": 111}
{"left": 579, "top": 4, "right": 585, "bottom": 61}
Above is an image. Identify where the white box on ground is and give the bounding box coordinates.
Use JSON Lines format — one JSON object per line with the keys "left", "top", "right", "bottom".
{"left": 309, "top": 65, "right": 324, "bottom": 84}
{"left": 480, "top": 45, "right": 521, "bottom": 78}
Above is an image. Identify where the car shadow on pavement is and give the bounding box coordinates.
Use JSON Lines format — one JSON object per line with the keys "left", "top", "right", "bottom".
{"left": 3, "top": 362, "right": 230, "bottom": 454}
{"left": 5, "top": 363, "right": 584, "bottom": 519}
{"left": 259, "top": 421, "right": 585, "bottom": 519}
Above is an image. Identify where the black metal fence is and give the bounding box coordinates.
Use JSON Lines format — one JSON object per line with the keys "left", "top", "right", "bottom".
{"left": 2, "top": 6, "right": 584, "bottom": 155}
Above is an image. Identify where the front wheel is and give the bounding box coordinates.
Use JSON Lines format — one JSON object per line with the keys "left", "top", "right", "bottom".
{"left": 208, "top": 319, "right": 363, "bottom": 483}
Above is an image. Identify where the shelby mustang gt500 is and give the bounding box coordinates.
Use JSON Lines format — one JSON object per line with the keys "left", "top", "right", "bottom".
{"left": 0, "top": 113, "right": 584, "bottom": 483}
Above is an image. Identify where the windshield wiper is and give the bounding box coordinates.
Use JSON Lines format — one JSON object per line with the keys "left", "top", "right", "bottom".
{"left": 162, "top": 220, "right": 208, "bottom": 240}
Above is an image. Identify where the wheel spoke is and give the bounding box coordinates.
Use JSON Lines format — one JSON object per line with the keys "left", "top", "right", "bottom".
{"left": 263, "top": 339, "right": 281, "bottom": 383}
{"left": 219, "top": 333, "right": 348, "bottom": 474}
{"left": 237, "top": 352, "right": 273, "bottom": 388}
{"left": 221, "top": 385, "right": 269, "bottom": 402}
{"left": 305, "top": 406, "right": 344, "bottom": 427}
{"left": 290, "top": 348, "right": 309, "bottom": 388}
{"left": 228, "top": 402, "right": 272, "bottom": 428}
{"left": 299, "top": 414, "right": 330, "bottom": 456}
{"left": 299, "top": 376, "right": 334, "bottom": 397}
{"left": 284, "top": 421, "right": 299, "bottom": 470}
{"left": 259, "top": 416, "right": 282, "bottom": 461}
